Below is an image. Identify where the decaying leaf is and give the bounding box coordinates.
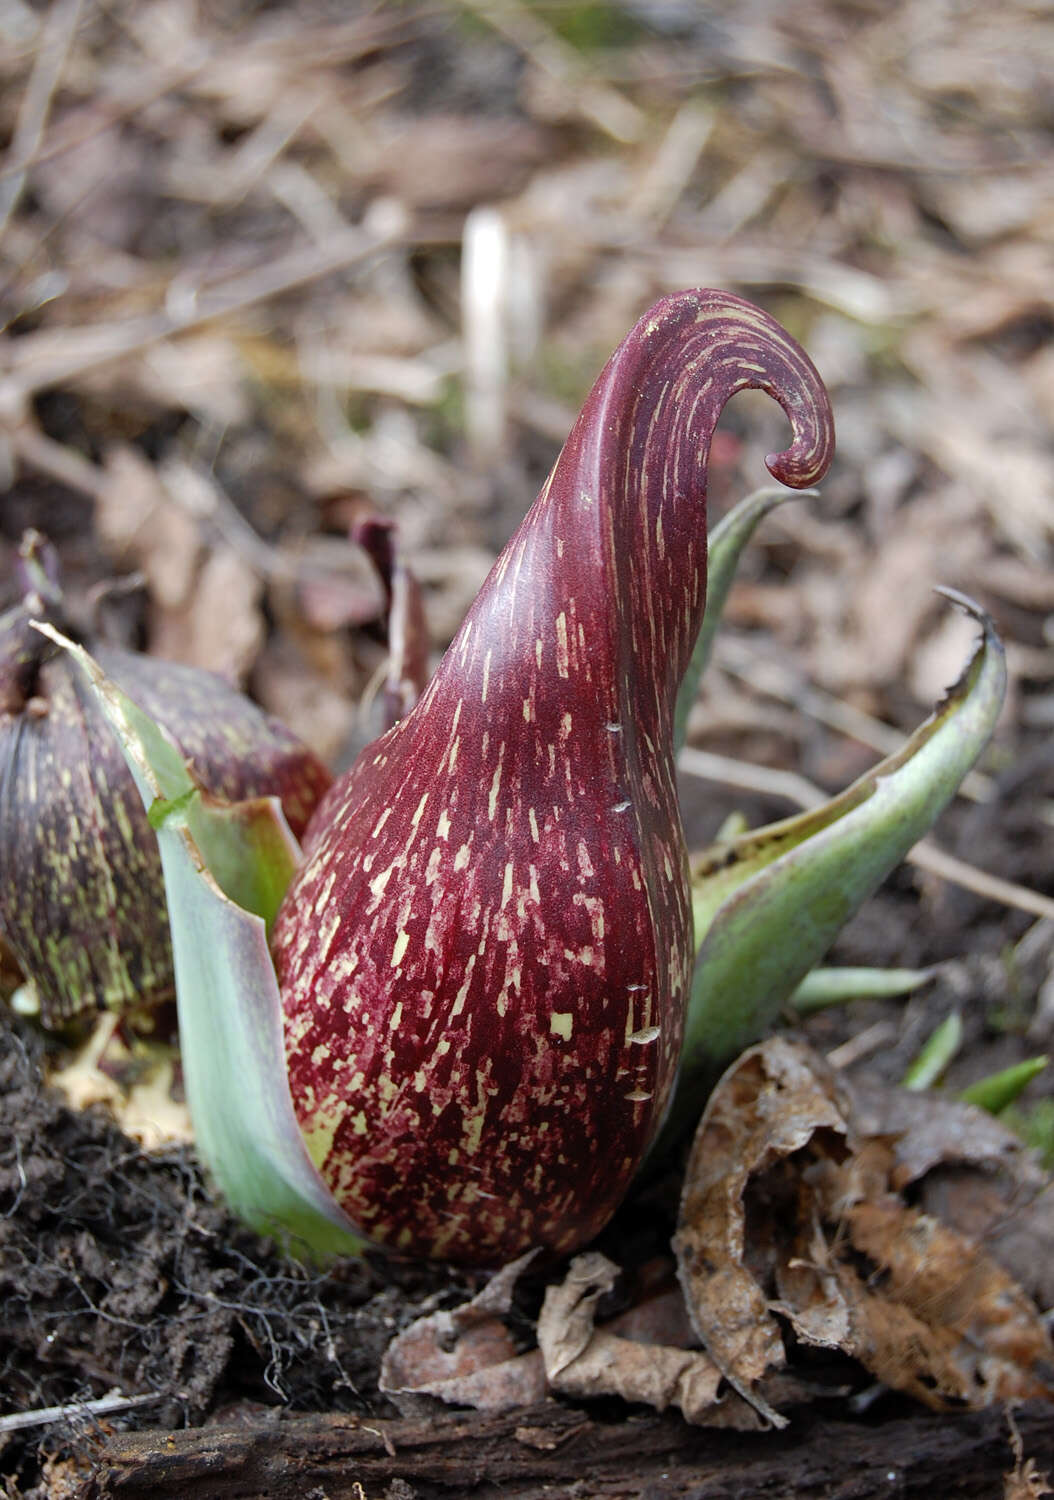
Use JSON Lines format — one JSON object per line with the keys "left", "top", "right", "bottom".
{"left": 833, "top": 1194, "right": 1053, "bottom": 1407}
{"left": 379, "top": 1253, "right": 546, "bottom": 1413}
{"left": 97, "top": 446, "right": 265, "bottom": 682}
{"left": 673, "top": 1036, "right": 852, "bottom": 1423}
{"left": 48, "top": 1014, "right": 192, "bottom": 1151}
{"left": 383, "top": 1246, "right": 784, "bottom": 1427}
{"left": 848, "top": 1077, "right": 1039, "bottom": 1186}
{"left": 675, "top": 1037, "right": 1054, "bottom": 1419}
{"left": 848, "top": 1078, "right": 1054, "bottom": 1313}
{"left": 537, "top": 1252, "right": 764, "bottom": 1429}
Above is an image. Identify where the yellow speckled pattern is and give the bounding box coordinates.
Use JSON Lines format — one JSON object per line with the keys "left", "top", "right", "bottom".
{"left": 273, "top": 290, "right": 834, "bottom": 1266}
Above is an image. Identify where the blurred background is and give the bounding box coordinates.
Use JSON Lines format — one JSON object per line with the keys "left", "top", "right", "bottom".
{"left": 1, "top": 0, "right": 1051, "bottom": 983}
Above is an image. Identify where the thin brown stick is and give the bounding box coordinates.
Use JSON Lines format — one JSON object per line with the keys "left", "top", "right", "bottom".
{"left": 459, "top": 0, "right": 646, "bottom": 143}
{"left": 0, "top": 58, "right": 207, "bottom": 187}
{"left": 714, "top": 634, "right": 995, "bottom": 804}
{"left": 0, "top": 1389, "right": 160, "bottom": 1435}
{"left": 8, "top": 425, "right": 103, "bottom": 497}
{"left": 0, "top": 0, "right": 84, "bottom": 239}
{"left": 1, "top": 207, "right": 407, "bottom": 398}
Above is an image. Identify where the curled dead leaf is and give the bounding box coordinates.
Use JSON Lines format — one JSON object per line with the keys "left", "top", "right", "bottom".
{"left": 537, "top": 1252, "right": 764, "bottom": 1429}
{"left": 382, "top": 1246, "right": 772, "bottom": 1428}
{"left": 673, "top": 1036, "right": 853, "bottom": 1424}
{"left": 675, "top": 1037, "right": 1054, "bottom": 1419}
{"left": 379, "top": 1253, "right": 546, "bottom": 1413}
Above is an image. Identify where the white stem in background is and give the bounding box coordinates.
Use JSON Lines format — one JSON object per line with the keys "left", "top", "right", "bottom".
{"left": 462, "top": 205, "right": 510, "bottom": 464}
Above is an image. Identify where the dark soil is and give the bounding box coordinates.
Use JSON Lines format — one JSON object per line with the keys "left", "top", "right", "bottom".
{"left": 0, "top": 1018, "right": 474, "bottom": 1495}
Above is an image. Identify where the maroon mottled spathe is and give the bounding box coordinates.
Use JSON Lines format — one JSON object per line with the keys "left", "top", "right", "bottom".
{"left": 273, "top": 290, "right": 835, "bottom": 1266}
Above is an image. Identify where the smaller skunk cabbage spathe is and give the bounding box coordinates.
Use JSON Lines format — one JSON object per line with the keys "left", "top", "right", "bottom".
{"left": 43, "top": 290, "right": 1006, "bottom": 1269}
{"left": 0, "top": 532, "right": 332, "bottom": 1027}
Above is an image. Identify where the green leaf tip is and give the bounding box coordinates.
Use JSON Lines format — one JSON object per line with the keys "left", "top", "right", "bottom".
{"left": 658, "top": 591, "right": 1005, "bottom": 1149}
{"left": 960, "top": 1056, "right": 1048, "bottom": 1115}
{"left": 36, "top": 622, "right": 366, "bottom": 1262}
{"left": 902, "top": 1012, "right": 964, "bottom": 1090}
{"left": 790, "top": 965, "right": 937, "bottom": 1014}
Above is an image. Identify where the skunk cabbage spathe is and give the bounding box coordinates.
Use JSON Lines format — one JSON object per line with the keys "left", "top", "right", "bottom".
{"left": 272, "top": 290, "right": 835, "bottom": 1264}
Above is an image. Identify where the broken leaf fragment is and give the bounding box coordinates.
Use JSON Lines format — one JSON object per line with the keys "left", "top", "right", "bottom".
{"left": 382, "top": 1248, "right": 767, "bottom": 1426}
{"left": 674, "top": 1037, "right": 1054, "bottom": 1418}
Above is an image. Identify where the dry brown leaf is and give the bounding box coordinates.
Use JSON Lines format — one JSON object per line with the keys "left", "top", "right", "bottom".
{"left": 379, "top": 1253, "right": 546, "bottom": 1413}
{"left": 848, "top": 1078, "right": 1041, "bottom": 1186}
{"left": 537, "top": 1252, "right": 763, "bottom": 1429}
{"left": 48, "top": 1013, "right": 192, "bottom": 1151}
{"left": 97, "top": 444, "right": 201, "bottom": 607}
{"left": 833, "top": 1196, "right": 1054, "bottom": 1408}
{"left": 920, "top": 1169, "right": 1054, "bottom": 1316}
{"left": 251, "top": 635, "right": 358, "bottom": 766}
{"left": 850, "top": 1077, "right": 1054, "bottom": 1314}
{"left": 673, "top": 1036, "right": 852, "bottom": 1422}
{"left": 675, "top": 1038, "right": 1054, "bottom": 1421}
{"left": 292, "top": 563, "right": 386, "bottom": 635}
{"left": 149, "top": 542, "right": 263, "bottom": 681}
{"left": 386, "top": 1247, "right": 770, "bottom": 1427}
{"left": 95, "top": 446, "right": 266, "bottom": 679}
{"left": 607, "top": 1278, "right": 700, "bottom": 1352}
{"left": 364, "top": 114, "right": 551, "bottom": 212}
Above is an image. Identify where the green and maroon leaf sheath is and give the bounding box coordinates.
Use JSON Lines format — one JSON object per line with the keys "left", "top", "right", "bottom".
{"left": 272, "top": 289, "right": 835, "bottom": 1265}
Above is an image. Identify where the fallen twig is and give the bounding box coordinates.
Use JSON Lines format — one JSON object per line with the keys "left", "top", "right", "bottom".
{"left": 0, "top": 1390, "right": 161, "bottom": 1435}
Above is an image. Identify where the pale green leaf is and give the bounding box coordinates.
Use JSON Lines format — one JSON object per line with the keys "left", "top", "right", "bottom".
{"left": 790, "top": 965, "right": 937, "bottom": 1014}
{"left": 660, "top": 591, "right": 1006, "bottom": 1147}
{"left": 35, "top": 624, "right": 365, "bottom": 1260}
{"left": 902, "top": 1012, "right": 963, "bottom": 1090}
